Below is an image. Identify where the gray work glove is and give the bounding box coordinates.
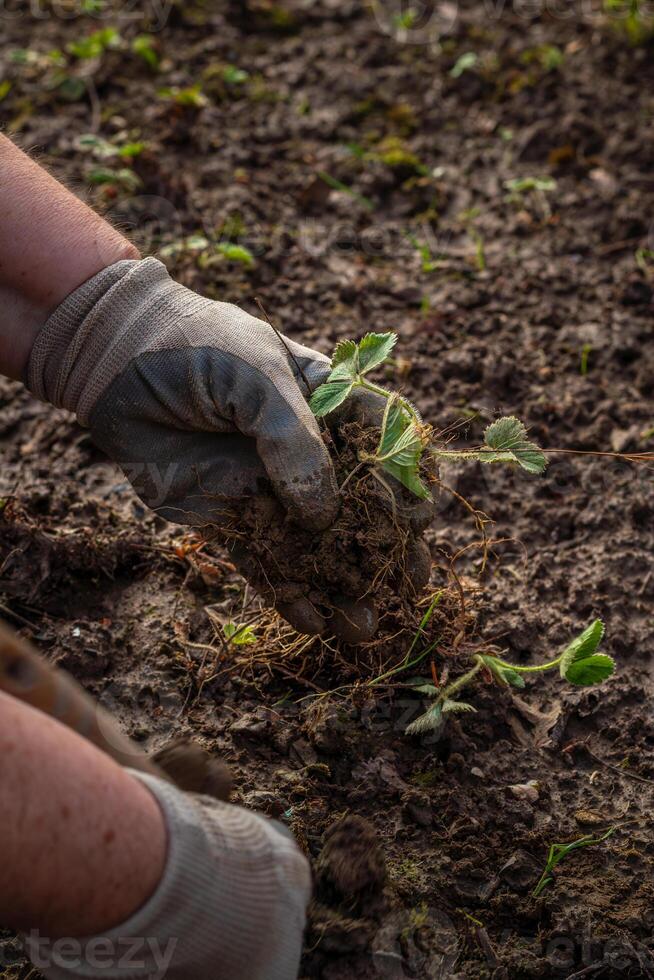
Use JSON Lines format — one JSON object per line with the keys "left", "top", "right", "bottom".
{"left": 28, "top": 257, "right": 337, "bottom": 532}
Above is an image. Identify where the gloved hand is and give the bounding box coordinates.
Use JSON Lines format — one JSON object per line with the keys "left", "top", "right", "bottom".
{"left": 27, "top": 258, "right": 433, "bottom": 638}
{"left": 27, "top": 257, "right": 338, "bottom": 531}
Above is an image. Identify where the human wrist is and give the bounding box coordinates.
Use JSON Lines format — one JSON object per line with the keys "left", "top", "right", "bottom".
{"left": 0, "top": 133, "right": 140, "bottom": 381}
{"left": 0, "top": 238, "right": 139, "bottom": 384}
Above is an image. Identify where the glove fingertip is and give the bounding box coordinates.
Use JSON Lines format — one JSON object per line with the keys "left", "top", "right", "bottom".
{"left": 273, "top": 466, "right": 339, "bottom": 532}
{"left": 330, "top": 596, "right": 379, "bottom": 645}
{"left": 277, "top": 598, "right": 326, "bottom": 636}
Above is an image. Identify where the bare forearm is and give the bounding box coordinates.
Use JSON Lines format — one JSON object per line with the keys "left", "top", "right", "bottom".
{"left": 0, "top": 690, "right": 166, "bottom": 937}
{"left": 0, "top": 133, "right": 139, "bottom": 379}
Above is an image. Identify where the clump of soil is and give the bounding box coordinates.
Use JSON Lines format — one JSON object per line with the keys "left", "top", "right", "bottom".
{"left": 210, "top": 416, "right": 439, "bottom": 642}
{"left": 307, "top": 815, "right": 389, "bottom": 959}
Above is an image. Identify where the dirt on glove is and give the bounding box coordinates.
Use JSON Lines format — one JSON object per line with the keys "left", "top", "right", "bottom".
{"left": 207, "top": 416, "right": 439, "bottom": 643}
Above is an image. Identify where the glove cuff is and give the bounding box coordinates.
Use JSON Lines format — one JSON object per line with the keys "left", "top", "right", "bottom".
{"left": 26, "top": 257, "right": 171, "bottom": 425}
{"left": 25, "top": 770, "right": 311, "bottom": 980}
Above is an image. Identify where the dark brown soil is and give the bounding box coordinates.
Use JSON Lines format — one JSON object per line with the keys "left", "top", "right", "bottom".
{"left": 2, "top": 2, "right": 654, "bottom": 977}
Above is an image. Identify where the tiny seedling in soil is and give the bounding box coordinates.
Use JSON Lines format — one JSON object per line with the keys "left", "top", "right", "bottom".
{"left": 316, "top": 171, "right": 375, "bottom": 212}
{"left": 604, "top": 0, "right": 654, "bottom": 42}
{"left": 132, "top": 34, "right": 159, "bottom": 71}
{"left": 450, "top": 52, "right": 478, "bottom": 78}
{"left": 405, "top": 619, "right": 615, "bottom": 735}
{"left": 532, "top": 828, "right": 615, "bottom": 897}
{"left": 223, "top": 622, "right": 257, "bottom": 645}
{"left": 580, "top": 342, "right": 593, "bottom": 376}
{"left": 505, "top": 176, "right": 557, "bottom": 219}
{"left": 158, "top": 84, "right": 208, "bottom": 108}
{"left": 67, "top": 27, "right": 121, "bottom": 60}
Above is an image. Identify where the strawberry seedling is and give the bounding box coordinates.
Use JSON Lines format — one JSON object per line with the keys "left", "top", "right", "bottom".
{"left": 406, "top": 619, "right": 615, "bottom": 735}
{"left": 310, "top": 331, "right": 547, "bottom": 502}
{"left": 533, "top": 829, "right": 615, "bottom": 897}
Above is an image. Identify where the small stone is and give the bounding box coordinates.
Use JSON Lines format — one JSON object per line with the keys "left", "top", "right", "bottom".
{"left": 508, "top": 780, "right": 540, "bottom": 803}
{"left": 230, "top": 708, "right": 271, "bottom": 743}
{"left": 574, "top": 808, "right": 606, "bottom": 827}
{"left": 242, "top": 790, "right": 286, "bottom": 818}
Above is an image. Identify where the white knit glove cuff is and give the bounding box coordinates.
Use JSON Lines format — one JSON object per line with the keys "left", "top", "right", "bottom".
{"left": 27, "top": 259, "right": 141, "bottom": 424}
{"left": 24, "top": 770, "right": 311, "bottom": 980}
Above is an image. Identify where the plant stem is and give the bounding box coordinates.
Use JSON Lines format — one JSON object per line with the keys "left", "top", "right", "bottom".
{"left": 368, "top": 639, "right": 439, "bottom": 687}
{"left": 358, "top": 378, "right": 421, "bottom": 422}
{"left": 339, "top": 460, "right": 366, "bottom": 493}
{"left": 439, "top": 656, "right": 484, "bottom": 700}
{"left": 489, "top": 655, "right": 562, "bottom": 674}
{"left": 367, "top": 591, "right": 443, "bottom": 687}
{"left": 255, "top": 297, "right": 314, "bottom": 395}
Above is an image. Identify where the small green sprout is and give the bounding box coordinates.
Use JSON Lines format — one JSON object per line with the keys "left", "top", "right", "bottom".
{"left": 87, "top": 167, "right": 142, "bottom": 193}
{"left": 374, "top": 136, "right": 428, "bottom": 175}
{"left": 470, "top": 227, "right": 485, "bottom": 271}
{"left": 533, "top": 829, "right": 615, "bottom": 897}
{"left": 580, "top": 342, "right": 593, "bottom": 376}
{"left": 223, "top": 622, "right": 257, "bottom": 645}
{"left": 406, "top": 232, "right": 442, "bottom": 273}
{"left": 505, "top": 176, "right": 557, "bottom": 219}
{"left": 158, "top": 84, "right": 208, "bottom": 108}
{"left": 215, "top": 242, "right": 255, "bottom": 267}
{"left": 458, "top": 208, "right": 486, "bottom": 271}
{"left": 67, "top": 27, "right": 121, "bottom": 60}
{"left": 406, "top": 620, "right": 616, "bottom": 736}
{"left": 450, "top": 52, "right": 478, "bottom": 78}
{"left": 161, "top": 235, "right": 255, "bottom": 270}
{"left": 309, "top": 332, "right": 547, "bottom": 502}
{"left": 223, "top": 64, "right": 249, "bottom": 85}
{"left": 78, "top": 134, "right": 147, "bottom": 161}
{"left": 604, "top": 0, "right": 654, "bottom": 43}
{"left": 505, "top": 176, "right": 557, "bottom": 195}
{"left": 0, "top": 80, "right": 12, "bottom": 102}
{"left": 119, "top": 142, "right": 147, "bottom": 159}
{"left": 520, "top": 44, "right": 564, "bottom": 72}
{"left": 56, "top": 77, "right": 88, "bottom": 102}
{"left": 316, "top": 171, "right": 374, "bottom": 212}
{"left": 132, "top": 34, "right": 159, "bottom": 71}
{"left": 394, "top": 8, "right": 418, "bottom": 29}
{"left": 635, "top": 247, "right": 654, "bottom": 278}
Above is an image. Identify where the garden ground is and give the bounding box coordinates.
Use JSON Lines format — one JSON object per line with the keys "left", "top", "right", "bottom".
{"left": 1, "top": 1, "right": 654, "bottom": 976}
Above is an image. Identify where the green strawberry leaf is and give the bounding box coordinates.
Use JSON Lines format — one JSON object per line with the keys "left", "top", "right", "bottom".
{"left": 329, "top": 339, "right": 359, "bottom": 381}
{"left": 376, "top": 396, "right": 432, "bottom": 500}
{"left": 382, "top": 458, "right": 432, "bottom": 500}
{"left": 309, "top": 380, "right": 353, "bottom": 417}
{"left": 558, "top": 619, "right": 605, "bottom": 678}
{"left": 564, "top": 653, "right": 615, "bottom": 686}
{"left": 357, "top": 332, "right": 397, "bottom": 375}
{"left": 223, "top": 622, "right": 257, "bottom": 645}
{"left": 378, "top": 397, "right": 409, "bottom": 453}
{"left": 480, "top": 416, "right": 547, "bottom": 475}
{"left": 406, "top": 702, "right": 443, "bottom": 736}
{"left": 441, "top": 699, "right": 477, "bottom": 714}
{"left": 411, "top": 683, "right": 440, "bottom": 696}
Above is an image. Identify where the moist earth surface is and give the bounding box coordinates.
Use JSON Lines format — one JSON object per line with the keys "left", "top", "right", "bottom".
{"left": 1, "top": 2, "right": 654, "bottom": 977}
